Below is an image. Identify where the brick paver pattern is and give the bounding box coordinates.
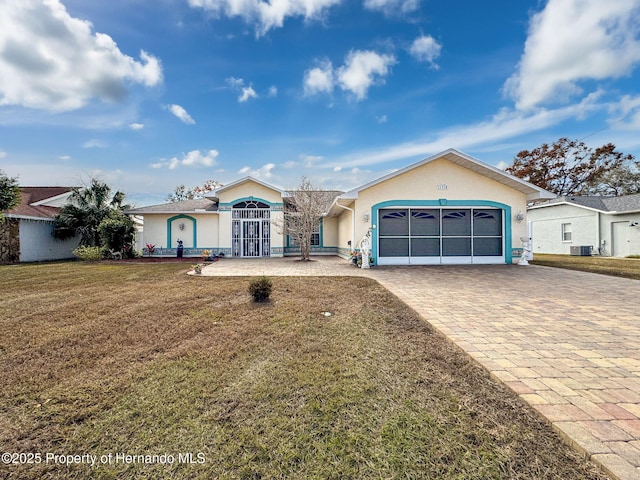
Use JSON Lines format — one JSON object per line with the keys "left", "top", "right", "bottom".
{"left": 199, "top": 257, "right": 640, "bottom": 480}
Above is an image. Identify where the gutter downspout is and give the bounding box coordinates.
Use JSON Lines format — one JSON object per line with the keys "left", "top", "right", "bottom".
{"left": 334, "top": 200, "right": 355, "bottom": 253}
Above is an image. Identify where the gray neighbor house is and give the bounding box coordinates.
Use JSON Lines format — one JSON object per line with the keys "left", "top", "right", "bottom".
{"left": 527, "top": 194, "right": 640, "bottom": 257}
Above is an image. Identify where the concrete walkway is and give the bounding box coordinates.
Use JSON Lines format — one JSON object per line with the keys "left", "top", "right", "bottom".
{"left": 200, "top": 257, "right": 640, "bottom": 480}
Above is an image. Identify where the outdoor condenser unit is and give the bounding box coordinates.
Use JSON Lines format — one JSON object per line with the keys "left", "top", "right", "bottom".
{"left": 570, "top": 245, "right": 593, "bottom": 256}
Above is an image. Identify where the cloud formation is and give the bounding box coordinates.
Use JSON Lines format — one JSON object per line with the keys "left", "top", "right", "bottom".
{"left": 188, "top": 0, "right": 340, "bottom": 36}
{"left": 226, "top": 77, "right": 260, "bottom": 102}
{"left": 0, "top": 0, "right": 162, "bottom": 112}
{"left": 364, "top": 0, "right": 420, "bottom": 16}
{"left": 238, "top": 163, "right": 276, "bottom": 179}
{"left": 166, "top": 104, "right": 196, "bottom": 124}
{"left": 129, "top": 123, "right": 144, "bottom": 130}
{"left": 151, "top": 149, "right": 219, "bottom": 170}
{"left": 409, "top": 35, "right": 441, "bottom": 68}
{"left": 304, "top": 50, "right": 396, "bottom": 100}
{"left": 505, "top": 0, "right": 640, "bottom": 110}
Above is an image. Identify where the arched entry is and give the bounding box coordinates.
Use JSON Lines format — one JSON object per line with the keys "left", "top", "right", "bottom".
{"left": 232, "top": 200, "right": 271, "bottom": 257}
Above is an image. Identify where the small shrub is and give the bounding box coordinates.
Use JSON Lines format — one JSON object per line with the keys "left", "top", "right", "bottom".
{"left": 73, "top": 246, "right": 104, "bottom": 261}
{"left": 249, "top": 276, "right": 273, "bottom": 302}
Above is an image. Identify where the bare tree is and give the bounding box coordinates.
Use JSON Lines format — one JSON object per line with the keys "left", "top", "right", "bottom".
{"left": 166, "top": 179, "right": 223, "bottom": 202}
{"left": 505, "top": 138, "right": 634, "bottom": 196}
{"left": 281, "top": 177, "right": 336, "bottom": 261}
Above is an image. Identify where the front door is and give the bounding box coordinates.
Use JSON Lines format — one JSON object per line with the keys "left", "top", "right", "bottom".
{"left": 232, "top": 201, "right": 271, "bottom": 257}
{"left": 242, "top": 220, "right": 262, "bottom": 257}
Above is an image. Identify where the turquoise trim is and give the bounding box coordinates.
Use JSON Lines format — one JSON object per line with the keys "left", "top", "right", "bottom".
{"left": 371, "top": 200, "right": 512, "bottom": 265}
{"left": 219, "top": 197, "right": 284, "bottom": 208}
{"left": 167, "top": 214, "right": 197, "bottom": 249}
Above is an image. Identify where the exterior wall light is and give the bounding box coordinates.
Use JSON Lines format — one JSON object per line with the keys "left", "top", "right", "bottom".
{"left": 179, "top": 222, "right": 185, "bottom": 231}
{"left": 515, "top": 212, "right": 525, "bottom": 223}
{"left": 363, "top": 213, "right": 370, "bottom": 222}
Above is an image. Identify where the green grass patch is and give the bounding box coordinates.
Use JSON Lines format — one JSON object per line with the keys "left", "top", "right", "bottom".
{"left": 0, "top": 262, "right": 609, "bottom": 479}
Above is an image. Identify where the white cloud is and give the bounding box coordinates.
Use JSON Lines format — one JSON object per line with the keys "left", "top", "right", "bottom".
{"left": 304, "top": 51, "right": 395, "bottom": 101}
{"left": 505, "top": 0, "right": 640, "bottom": 110}
{"left": 83, "top": 139, "right": 107, "bottom": 149}
{"left": 129, "top": 123, "right": 144, "bottom": 130}
{"left": 239, "top": 86, "right": 258, "bottom": 102}
{"left": 226, "top": 76, "right": 245, "bottom": 88}
{"left": 609, "top": 94, "right": 640, "bottom": 131}
{"left": 329, "top": 93, "right": 604, "bottom": 169}
{"left": 58, "top": 155, "right": 71, "bottom": 161}
{"left": 238, "top": 163, "right": 276, "bottom": 179}
{"left": 303, "top": 60, "right": 335, "bottom": 96}
{"left": 166, "top": 104, "right": 195, "bottom": 124}
{"left": 226, "top": 77, "right": 259, "bottom": 102}
{"left": 152, "top": 149, "right": 219, "bottom": 169}
{"left": 364, "top": 0, "right": 420, "bottom": 15}
{"left": 268, "top": 85, "right": 278, "bottom": 97}
{"left": 409, "top": 35, "right": 441, "bottom": 68}
{"left": 0, "top": 0, "right": 162, "bottom": 112}
{"left": 188, "top": 0, "right": 341, "bottom": 36}
{"left": 376, "top": 114, "right": 388, "bottom": 124}
{"left": 337, "top": 50, "right": 396, "bottom": 100}
{"left": 0, "top": 150, "right": 6, "bottom": 158}
{"left": 300, "top": 154, "right": 324, "bottom": 167}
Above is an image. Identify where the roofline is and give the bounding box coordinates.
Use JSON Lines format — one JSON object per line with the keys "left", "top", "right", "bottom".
{"left": 5, "top": 214, "right": 55, "bottom": 221}
{"left": 213, "top": 176, "right": 285, "bottom": 196}
{"left": 30, "top": 190, "right": 74, "bottom": 206}
{"left": 528, "top": 201, "right": 640, "bottom": 215}
{"left": 124, "top": 209, "right": 219, "bottom": 215}
{"left": 339, "top": 148, "right": 555, "bottom": 201}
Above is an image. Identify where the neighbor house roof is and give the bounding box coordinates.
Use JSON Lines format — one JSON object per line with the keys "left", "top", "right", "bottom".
{"left": 126, "top": 198, "right": 218, "bottom": 215}
{"left": 336, "top": 149, "right": 556, "bottom": 203}
{"left": 4, "top": 187, "right": 74, "bottom": 220}
{"left": 529, "top": 193, "right": 640, "bottom": 214}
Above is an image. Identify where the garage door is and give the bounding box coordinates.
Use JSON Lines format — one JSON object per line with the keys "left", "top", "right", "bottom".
{"left": 377, "top": 208, "right": 504, "bottom": 265}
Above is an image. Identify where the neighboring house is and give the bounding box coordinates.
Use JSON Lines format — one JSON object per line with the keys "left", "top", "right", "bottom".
{"left": 527, "top": 194, "right": 640, "bottom": 257}
{"left": 0, "top": 187, "right": 80, "bottom": 263}
{"left": 127, "top": 149, "right": 554, "bottom": 265}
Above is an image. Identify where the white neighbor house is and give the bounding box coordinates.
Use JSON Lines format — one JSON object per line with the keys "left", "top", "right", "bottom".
{"left": 128, "top": 149, "right": 555, "bottom": 265}
{"left": 527, "top": 194, "right": 640, "bottom": 257}
{"left": 1, "top": 187, "right": 80, "bottom": 263}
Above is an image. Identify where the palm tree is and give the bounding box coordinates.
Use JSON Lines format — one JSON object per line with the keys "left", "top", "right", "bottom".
{"left": 53, "top": 179, "right": 129, "bottom": 246}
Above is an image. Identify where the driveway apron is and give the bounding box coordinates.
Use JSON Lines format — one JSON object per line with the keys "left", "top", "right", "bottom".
{"left": 201, "top": 257, "right": 640, "bottom": 480}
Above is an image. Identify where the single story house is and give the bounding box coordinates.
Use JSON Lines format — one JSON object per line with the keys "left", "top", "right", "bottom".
{"left": 0, "top": 187, "right": 80, "bottom": 263}
{"left": 527, "top": 194, "right": 640, "bottom": 257}
{"left": 127, "top": 149, "right": 554, "bottom": 265}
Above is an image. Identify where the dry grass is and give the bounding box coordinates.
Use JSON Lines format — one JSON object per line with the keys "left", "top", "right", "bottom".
{"left": 532, "top": 254, "right": 640, "bottom": 280}
{"left": 0, "top": 261, "right": 610, "bottom": 479}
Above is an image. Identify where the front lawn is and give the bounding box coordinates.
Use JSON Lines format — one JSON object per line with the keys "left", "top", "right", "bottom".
{"left": 0, "top": 262, "right": 609, "bottom": 479}
{"left": 532, "top": 254, "right": 640, "bottom": 280}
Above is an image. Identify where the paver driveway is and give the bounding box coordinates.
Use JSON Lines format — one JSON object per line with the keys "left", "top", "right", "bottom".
{"left": 200, "top": 257, "right": 640, "bottom": 480}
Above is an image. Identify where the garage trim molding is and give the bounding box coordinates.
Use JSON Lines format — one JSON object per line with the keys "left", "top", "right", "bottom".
{"left": 371, "top": 200, "right": 512, "bottom": 265}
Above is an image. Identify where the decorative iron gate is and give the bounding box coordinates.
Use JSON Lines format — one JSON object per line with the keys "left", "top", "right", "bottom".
{"left": 232, "top": 201, "right": 271, "bottom": 257}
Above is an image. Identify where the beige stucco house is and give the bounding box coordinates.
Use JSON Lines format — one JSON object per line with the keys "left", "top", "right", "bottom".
{"left": 128, "top": 149, "right": 554, "bottom": 265}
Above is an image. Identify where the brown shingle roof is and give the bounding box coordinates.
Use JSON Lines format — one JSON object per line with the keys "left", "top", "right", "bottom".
{"left": 4, "top": 187, "right": 74, "bottom": 220}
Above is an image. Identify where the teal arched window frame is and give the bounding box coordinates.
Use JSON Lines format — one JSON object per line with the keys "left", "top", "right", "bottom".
{"left": 167, "top": 214, "right": 197, "bottom": 248}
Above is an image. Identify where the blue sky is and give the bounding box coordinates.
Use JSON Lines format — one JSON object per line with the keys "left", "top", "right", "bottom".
{"left": 1, "top": 0, "right": 640, "bottom": 206}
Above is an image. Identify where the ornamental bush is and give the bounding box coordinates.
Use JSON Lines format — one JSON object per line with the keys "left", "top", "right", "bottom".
{"left": 73, "top": 246, "right": 104, "bottom": 261}
{"left": 249, "top": 276, "right": 273, "bottom": 302}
